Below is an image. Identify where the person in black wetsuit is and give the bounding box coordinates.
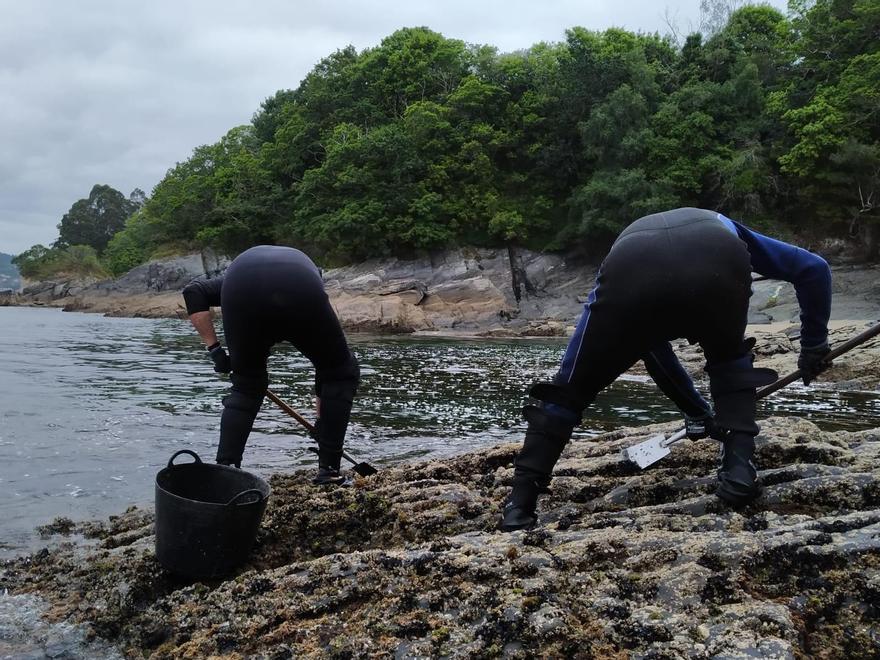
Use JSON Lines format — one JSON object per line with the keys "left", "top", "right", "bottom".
{"left": 500, "top": 208, "right": 833, "bottom": 531}
{"left": 182, "top": 245, "right": 360, "bottom": 484}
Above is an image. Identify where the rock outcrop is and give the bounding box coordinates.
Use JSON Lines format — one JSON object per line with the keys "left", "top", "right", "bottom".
{"left": 10, "top": 248, "right": 590, "bottom": 333}
{"left": 323, "top": 248, "right": 587, "bottom": 334}
{"left": 9, "top": 249, "right": 880, "bottom": 340}
{"left": 3, "top": 416, "right": 879, "bottom": 658}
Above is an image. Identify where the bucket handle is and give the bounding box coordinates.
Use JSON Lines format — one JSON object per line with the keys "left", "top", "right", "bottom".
{"left": 167, "top": 449, "right": 203, "bottom": 468}
{"left": 226, "top": 489, "right": 265, "bottom": 506}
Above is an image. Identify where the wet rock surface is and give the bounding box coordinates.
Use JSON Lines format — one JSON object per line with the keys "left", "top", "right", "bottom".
{"left": 9, "top": 253, "right": 880, "bottom": 352}
{"left": 655, "top": 321, "right": 880, "bottom": 392}
{"left": 3, "top": 417, "right": 879, "bottom": 658}
{"left": 8, "top": 249, "right": 880, "bottom": 342}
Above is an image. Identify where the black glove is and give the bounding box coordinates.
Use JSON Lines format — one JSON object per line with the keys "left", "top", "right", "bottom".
{"left": 309, "top": 418, "right": 322, "bottom": 441}
{"left": 684, "top": 413, "right": 715, "bottom": 440}
{"left": 798, "top": 341, "right": 831, "bottom": 386}
{"left": 207, "top": 342, "right": 232, "bottom": 374}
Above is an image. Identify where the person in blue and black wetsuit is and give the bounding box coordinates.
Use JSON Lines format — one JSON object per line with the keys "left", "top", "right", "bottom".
{"left": 500, "top": 207, "right": 832, "bottom": 531}
{"left": 182, "top": 245, "right": 360, "bottom": 485}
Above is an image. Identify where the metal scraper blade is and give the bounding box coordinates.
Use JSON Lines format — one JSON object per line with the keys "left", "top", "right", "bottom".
{"left": 621, "top": 434, "right": 670, "bottom": 469}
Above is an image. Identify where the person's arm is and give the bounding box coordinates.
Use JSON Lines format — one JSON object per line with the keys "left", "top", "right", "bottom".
{"left": 722, "top": 216, "right": 831, "bottom": 347}
{"left": 182, "top": 276, "right": 223, "bottom": 315}
{"left": 182, "top": 277, "right": 229, "bottom": 372}
{"left": 182, "top": 277, "right": 223, "bottom": 344}
{"left": 643, "top": 342, "right": 712, "bottom": 420}
{"left": 188, "top": 311, "right": 219, "bottom": 347}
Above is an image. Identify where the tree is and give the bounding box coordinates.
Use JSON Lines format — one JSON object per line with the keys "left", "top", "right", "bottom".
{"left": 773, "top": 0, "right": 880, "bottom": 230}
{"left": 56, "top": 184, "right": 141, "bottom": 253}
{"left": 699, "top": 0, "right": 746, "bottom": 37}
{"left": 78, "top": 15, "right": 879, "bottom": 267}
{"left": 102, "top": 209, "right": 159, "bottom": 276}
{"left": 12, "top": 244, "right": 52, "bottom": 278}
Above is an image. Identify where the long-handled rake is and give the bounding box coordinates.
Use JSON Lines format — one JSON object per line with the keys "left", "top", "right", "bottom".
{"left": 622, "top": 322, "right": 880, "bottom": 468}
{"left": 265, "top": 389, "right": 378, "bottom": 477}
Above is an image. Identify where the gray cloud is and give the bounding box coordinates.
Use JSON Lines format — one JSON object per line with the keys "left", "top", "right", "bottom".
{"left": 0, "top": 0, "right": 786, "bottom": 254}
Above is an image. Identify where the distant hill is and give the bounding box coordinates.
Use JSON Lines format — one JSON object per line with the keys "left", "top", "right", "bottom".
{"left": 0, "top": 252, "right": 21, "bottom": 291}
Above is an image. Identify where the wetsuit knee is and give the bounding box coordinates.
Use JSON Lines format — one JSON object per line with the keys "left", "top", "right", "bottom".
{"left": 230, "top": 371, "right": 269, "bottom": 397}
{"left": 217, "top": 373, "right": 267, "bottom": 468}
{"left": 315, "top": 358, "right": 360, "bottom": 403}
{"left": 706, "top": 354, "right": 777, "bottom": 437}
{"left": 529, "top": 381, "right": 585, "bottom": 425}
{"left": 222, "top": 390, "right": 263, "bottom": 415}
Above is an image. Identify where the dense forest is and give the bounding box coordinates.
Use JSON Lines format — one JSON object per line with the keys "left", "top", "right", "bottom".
{"left": 14, "top": 0, "right": 880, "bottom": 279}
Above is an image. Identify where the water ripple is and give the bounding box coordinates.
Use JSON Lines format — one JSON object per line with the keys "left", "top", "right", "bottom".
{"left": 1, "top": 307, "right": 878, "bottom": 557}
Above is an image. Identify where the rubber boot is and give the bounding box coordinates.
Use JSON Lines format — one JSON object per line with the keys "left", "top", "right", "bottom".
{"left": 499, "top": 406, "right": 574, "bottom": 532}
{"left": 706, "top": 354, "right": 775, "bottom": 507}
{"left": 500, "top": 475, "right": 551, "bottom": 531}
{"left": 312, "top": 370, "right": 358, "bottom": 486}
{"left": 312, "top": 466, "right": 348, "bottom": 486}
{"left": 312, "top": 434, "right": 347, "bottom": 486}
{"left": 716, "top": 433, "right": 760, "bottom": 505}
{"left": 216, "top": 386, "right": 264, "bottom": 468}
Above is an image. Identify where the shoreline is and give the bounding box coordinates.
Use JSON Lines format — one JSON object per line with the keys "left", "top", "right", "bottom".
{"left": 1, "top": 306, "right": 879, "bottom": 656}
{"left": 3, "top": 260, "right": 880, "bottom": 655}
{"left": 5, "top": 251, "right": 874, "bottom": 340}
{"left": 3, "top": 414, "right": 879, "bottom": 657}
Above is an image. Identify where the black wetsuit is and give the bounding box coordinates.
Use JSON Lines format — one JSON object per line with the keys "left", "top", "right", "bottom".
{"left": 183, "top": 245, "right": 359, "bottom": 468}
{"left": 554, "top": 208, "right": 755, "bottom": 415}
{"left": 504, "top": 207, "right": 831, "bottom": 524}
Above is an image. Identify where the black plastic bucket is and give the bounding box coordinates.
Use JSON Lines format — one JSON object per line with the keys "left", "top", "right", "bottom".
{"left": 155, "top": 450, "right": 270, "bottom": 579}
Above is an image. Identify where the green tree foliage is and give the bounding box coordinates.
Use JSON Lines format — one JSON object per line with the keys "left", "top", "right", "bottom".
{"left": 102, "top": 209, "right": 160, "bottom": 276}
{"left": 56, "top": 185, "right": 143, "bottom": 253}
{"left": 143, "top": 125, "right": 284, "bottom": 255}
{"left": 774, "top": 0, "right": 880, "bottom": 233}
{"left": 68, "top": 10, "right": 876, "bottom": 274}
{"left": 11, "top": 245, "right": 52, "bottom": 278}
{"left": 13, "top": 244, "right": 107, "bottom": 280}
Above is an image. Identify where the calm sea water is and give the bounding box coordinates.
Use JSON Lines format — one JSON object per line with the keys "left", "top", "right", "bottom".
{"left": 1, "top": 306, "right": 879, "bottom": 556}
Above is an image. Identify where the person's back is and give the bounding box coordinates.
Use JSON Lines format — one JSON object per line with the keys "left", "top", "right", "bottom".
{"left": 182, "top": 245, "right": 359, "bottom": 483}
{"left": 500, "top": 207, "right": 832, "bottom": 531}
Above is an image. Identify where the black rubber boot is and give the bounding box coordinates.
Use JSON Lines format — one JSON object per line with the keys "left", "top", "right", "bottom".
{"left": 216, "top": 382, "right": 265, "bottom": 468}
{"left": 706, "top": 355, "right": 775, "bottom": 507}
{"left": 312, "top": 362, "right": 360, "bottom": 486}
{"left": 499, "top": 406, "right": 574, "bottom": 532}
{"left": 314, "top": 436, "right": 346, "bottom": 486}
{"left": 500, "top": 476, "right": 551, "bottom": 531}
{"left": 716, "top": 433, "right": 760, "bottom": 505}
{"left": 312, "top": 466, "right": 349, "bottom": 486}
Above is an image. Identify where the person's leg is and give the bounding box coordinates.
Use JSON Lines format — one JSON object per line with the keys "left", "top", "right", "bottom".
{"left": 216, "top": 322, "right": 272, "bottom": 468}
{"left": 702, "top": 337, "right": 777, "bottom": 504}
{"left": 649, "top": 211, "right": 776, "bottom": 505}
{"left": 699, "top": 285, "right": 776, "bottom": 504}
{"left": 310, "top": 359, "right": 360, "bottom": 482}
{"left": 215, "top": 260, "right": 274, "bottom": 468}
{"left": 285, "top": 293, "right": 360, "bottom": 483}
{"left": 501, "top": 279, "right": 647, "bottom": 531}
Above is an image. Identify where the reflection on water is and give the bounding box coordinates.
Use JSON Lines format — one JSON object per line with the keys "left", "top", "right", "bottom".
{"left": 0, "top": 593, "right": 124, "bottom": 659}
{"left": 1, "top": 307, "right": 878, "bottom": 555}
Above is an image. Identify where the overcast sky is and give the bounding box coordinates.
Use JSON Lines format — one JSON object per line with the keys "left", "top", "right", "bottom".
{"left": 0, "top": 0, "right": 787, "bottom": 255}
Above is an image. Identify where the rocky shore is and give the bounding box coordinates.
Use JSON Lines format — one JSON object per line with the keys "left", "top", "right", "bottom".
{"left": 2, "top": 319, "right": 880, "bottom": 657}
{"left": 4, "top": 251, "right": 880, "bottom": 657}
{"left": 9, "top": 249, "right": 880, "bottom": 341}
{"left": 8, "top": 248, "right": 586, "bottom": 335}
{"left": 2, "top": 412, "right": 879, "bottom": 658}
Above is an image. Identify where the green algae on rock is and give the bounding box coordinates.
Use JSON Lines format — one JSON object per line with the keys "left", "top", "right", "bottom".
{"left": 2, "top": 418, "right": 879, "bottom": 658}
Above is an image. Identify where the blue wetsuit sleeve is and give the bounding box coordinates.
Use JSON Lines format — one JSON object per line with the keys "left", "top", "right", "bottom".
{"left": 643, "top": 342, "right": 712, "bottom": 418}
{"left": 726, "top": 218, "right": 831, "bottom": 347}
{"left": 182, "top": 276, "right": 223, "bottom": 315}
